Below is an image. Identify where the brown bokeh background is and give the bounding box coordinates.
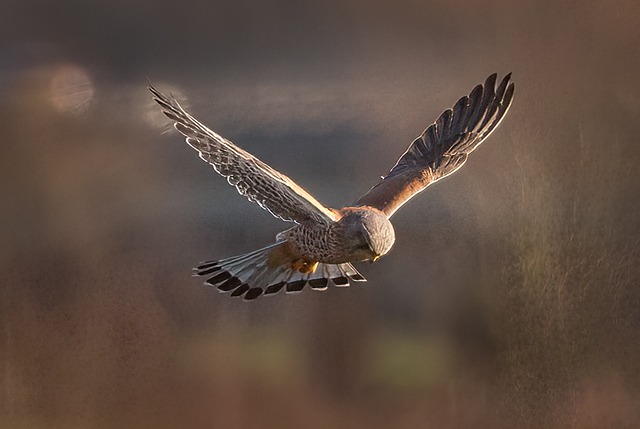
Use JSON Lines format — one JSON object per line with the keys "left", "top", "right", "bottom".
{"left": 2, "top": 0, "right": 640, "bottom": 428}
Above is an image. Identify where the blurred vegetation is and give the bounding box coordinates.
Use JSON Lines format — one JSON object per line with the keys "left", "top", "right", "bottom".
{"left": 2, "top": 0, "right": 640, "bottom": 428}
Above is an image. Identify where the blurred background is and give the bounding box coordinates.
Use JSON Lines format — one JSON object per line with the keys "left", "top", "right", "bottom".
{"left": 2, "top": 0, "right": 640, "bottom": 428}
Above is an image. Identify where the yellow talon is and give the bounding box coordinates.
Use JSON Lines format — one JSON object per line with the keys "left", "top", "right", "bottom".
{"left": 292, "top": 259, "right": 318, "bottom": 274}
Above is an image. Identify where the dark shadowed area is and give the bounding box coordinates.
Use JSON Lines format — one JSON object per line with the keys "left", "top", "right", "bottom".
{"left": 2, "top": 0, "right": 640, "bottom": 428}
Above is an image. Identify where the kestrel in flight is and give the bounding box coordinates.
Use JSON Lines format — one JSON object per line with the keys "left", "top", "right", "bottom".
{"left": 150, "top": 73, "right": 514, "bottom": 300}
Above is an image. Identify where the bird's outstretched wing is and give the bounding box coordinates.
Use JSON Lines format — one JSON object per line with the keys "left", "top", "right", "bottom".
{"left": 150, "top": 86, "right": 338, "bottom": 224}
{"left": 356, "top": 73, "right": 514, "bottom": 218}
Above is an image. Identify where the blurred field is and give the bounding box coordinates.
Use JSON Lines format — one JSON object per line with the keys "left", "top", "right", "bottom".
{"left": 2, "top": 0, "right": 640, "bottom": 428}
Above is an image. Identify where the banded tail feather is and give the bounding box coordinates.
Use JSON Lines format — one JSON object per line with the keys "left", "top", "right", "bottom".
{"left": 194, "top": 242, "right": 366, "bottom": 301}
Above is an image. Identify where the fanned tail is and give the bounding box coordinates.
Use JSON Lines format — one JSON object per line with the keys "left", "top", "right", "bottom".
{"left": 194, "top": 242, "right": 366, "bottom": 301}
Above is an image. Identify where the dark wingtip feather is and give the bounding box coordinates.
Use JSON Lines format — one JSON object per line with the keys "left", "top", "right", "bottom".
{"left": 264, "top": 282, "right": 286, "bottom": 295}
{"left": 309, "top": 278, "right": 329, "bottom": 290}
{"left": 494, "top": 74, "right": 510, "bottom": 103}
{"left": 196, "top": 265, "right": 222, "bottom": 276}
{"left": 147, "top": 84, "right": 161, "bottom": 97}
{"left": 244, "top": 288, "right": 264, "bottom": 300}
{"left": 485, "top": 73, "right": 498, "bottom": 88}
{"left": 196, "top": 260, "right": 218, "bottom": 270}
{"left": 504, "top": 81, "right": 515, "bottom": 109}
{"left": 216, "top": 276, "right": 242, "bottom": 292}
{"left": 332, "top": 276, "right": 350, "bottom": 287}
{"left": 206, "top": 271, "right": 232, "bottom": 286}
{"left": 286, "top": 280, "right": 307, "bottom": 293}
{"left": 230, "top": 284, "right": 250, "bottom": 297}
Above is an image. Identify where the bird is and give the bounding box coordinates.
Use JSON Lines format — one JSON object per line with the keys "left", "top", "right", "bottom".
{"left": 150, "top": 73, "right": 514, "bottom": 300}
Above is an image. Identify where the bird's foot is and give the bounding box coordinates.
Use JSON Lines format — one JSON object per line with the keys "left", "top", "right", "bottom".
{"left": 292, "top": 259, "right": 318, "bottom": 274}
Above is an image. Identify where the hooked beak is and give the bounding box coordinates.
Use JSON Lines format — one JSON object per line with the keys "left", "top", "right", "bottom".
{"left": 370, "top": 255, "right": 380, "bottom": 263}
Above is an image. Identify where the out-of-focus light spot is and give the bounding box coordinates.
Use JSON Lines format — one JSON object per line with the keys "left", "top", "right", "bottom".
{"left": 49, "top": 64, "right": 94, "bottom": 114}
{"left": 144, "top": 83, "right": 189, "bottom": 130}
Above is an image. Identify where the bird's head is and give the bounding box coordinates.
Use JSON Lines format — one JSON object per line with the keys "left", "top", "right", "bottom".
{"left": 338, "top": 207, "right": 395, "bottom": 262}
